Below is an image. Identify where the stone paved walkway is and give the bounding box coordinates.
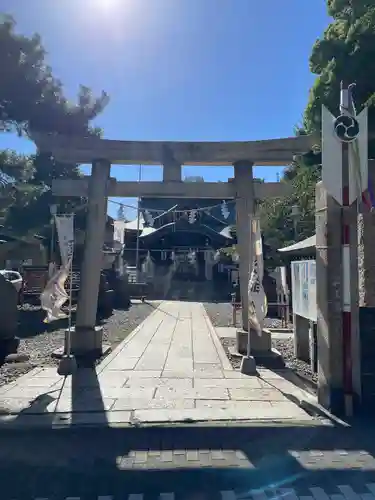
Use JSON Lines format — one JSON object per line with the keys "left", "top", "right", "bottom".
{"left": 0, "top": 301, "right": 316, "bottom": 428}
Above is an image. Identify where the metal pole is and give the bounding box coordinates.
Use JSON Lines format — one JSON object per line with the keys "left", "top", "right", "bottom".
{"left": 247, "top": 215, "right": 254, "bottom": 358}
{"left": 65, "top": 213, "right": 74, "bottom": 357}
{"left": 291, "top": 205, "right": 300, "bottom": 240}
{"left": 57, "top": 213, "right": 77, "bottom": 377}
{"left": 340, "top": 82, "right": 353, "bottom": 417}
{"left": 135, "top": 165, "right": 142, "bottom": 282}
{"left": 49, "top": 222, "right": 55, "bottom": 279}
{"left": 66, "top": 255, "right": 74, "bottom": 356}
{"left": 49, "top": 204, "right": 57, "bottom": 278}
{"left": 50, "top": 221, "right": 55, "bottom": 263}
{"left": 286, "top": 292, "right": 290, "bottom": 327}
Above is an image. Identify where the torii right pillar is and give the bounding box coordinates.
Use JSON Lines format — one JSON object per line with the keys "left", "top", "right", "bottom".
{"left": 316, "top": 181, "right": 349, "bottom": 415}
{"left": 357, "top": 160, "right": 375, "bottom": 414}
{"left": 316, "top": 176, "right": 375, "bottom": 416}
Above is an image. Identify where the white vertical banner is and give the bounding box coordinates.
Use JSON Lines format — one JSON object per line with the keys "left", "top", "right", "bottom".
{"left": 280, "top": 266, "right": 289, "bottom": 295}
{"left": 40, "top": 214, "right": 74, "bottom": 323}
{"left": 113, "top": 220, "right": 125, "bottom": 245}
{"left": 55, "top": 215, "right": 74, "bottom": 267}
{"left": 248, "top": 217, "right": 268, "bottom": 334}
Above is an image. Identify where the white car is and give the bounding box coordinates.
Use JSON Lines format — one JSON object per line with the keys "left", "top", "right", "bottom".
{"left": 0, "top": 269, "right": 23, "bottom": 293}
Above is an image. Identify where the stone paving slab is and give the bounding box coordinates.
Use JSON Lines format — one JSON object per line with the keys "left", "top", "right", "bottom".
{"left": 194, "top": 377, "right": 264, "bottom": 389}
{"left": 0, "top": 301, "right": 318, "bottom": 427}
{"left": 132, "top": 404, "right": 312, "bottom": 423}
{"left": 112, "top": 398, "right": 195, "bottom": 411}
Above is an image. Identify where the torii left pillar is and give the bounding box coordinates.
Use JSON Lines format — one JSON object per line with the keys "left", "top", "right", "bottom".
{"left": 234, "top": 160, "right": 254, "bottom": 330}
{"left": 69, "top": 159, "right": 111, "bottom": 358}
{"left": 234, "top": 160, "right": 276, "bottom": 364}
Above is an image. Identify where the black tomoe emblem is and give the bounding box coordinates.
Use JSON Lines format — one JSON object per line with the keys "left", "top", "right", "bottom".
{"left": 333, "top": 114, "right": 360, "bottom": 142}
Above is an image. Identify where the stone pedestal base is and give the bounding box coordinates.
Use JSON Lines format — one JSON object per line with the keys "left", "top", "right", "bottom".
{"left": 65, "top": 326, "right": 104, "bottom": 358}
{"left": 236, "top": 329, "right": 285, "bottom": 369}
{"left": 236, "top": 328, "right": 272, "bottom": 353}
{"left": 57, "top": 355, "right": 77, "bottom": 376}
{"left": 240, "top": 356, "right": 257, "bottom": 375}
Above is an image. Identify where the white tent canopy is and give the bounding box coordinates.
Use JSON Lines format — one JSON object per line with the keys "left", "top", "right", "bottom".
{"left": 278, "top": 235, "right": 316, "bottom": 253}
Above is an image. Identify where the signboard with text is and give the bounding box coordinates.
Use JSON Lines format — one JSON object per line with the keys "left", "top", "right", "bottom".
{"left": 291, "top": 260, "right": 317, "bottom": 321}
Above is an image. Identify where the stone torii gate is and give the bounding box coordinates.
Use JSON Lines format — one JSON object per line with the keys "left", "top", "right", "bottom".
{"left": 33, "top": 133, "right": 313, "bottom": 357}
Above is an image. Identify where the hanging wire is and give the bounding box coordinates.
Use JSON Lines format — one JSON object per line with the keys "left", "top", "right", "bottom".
{"left": 107, "top": 197, "right": 236, "bottom": 215}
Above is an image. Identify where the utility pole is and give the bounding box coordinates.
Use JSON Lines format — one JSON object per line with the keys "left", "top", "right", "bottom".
{"left": 135, "top": 165, "right": 142, "bottom": 282}
{"left": 291, "top": 205, "right": 300, "bottom": 240}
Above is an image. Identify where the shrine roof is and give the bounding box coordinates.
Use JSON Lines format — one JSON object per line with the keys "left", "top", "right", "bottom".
{"left": 278, "top": 235, "right": 316, "bottom": 256}
{"left": 134, "top": 220, "right": 233, "bottom": 242}
{"left": 124, "top": 214, "right": 146, "bottom": 231}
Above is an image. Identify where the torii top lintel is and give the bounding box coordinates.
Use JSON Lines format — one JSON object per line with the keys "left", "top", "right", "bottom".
{"left": 31, "top": 133, "right": 315, "bottom": 167}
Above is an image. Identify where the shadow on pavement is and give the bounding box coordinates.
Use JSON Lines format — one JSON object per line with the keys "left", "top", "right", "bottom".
{"left": 0, "top": 365, "right": 109, "bottom": 431}
{"left": 0, "top": 422, "right": 375, "bottom": 498}
{"left": 71, "top": 366, "right": 109, "bottom": 426}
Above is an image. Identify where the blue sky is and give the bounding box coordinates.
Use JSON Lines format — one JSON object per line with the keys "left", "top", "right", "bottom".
{"left": 0, "top": 0, "right": 330, "bottom": 219}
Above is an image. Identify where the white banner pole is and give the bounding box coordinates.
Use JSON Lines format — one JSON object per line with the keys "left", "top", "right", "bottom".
{"left": 66, "top": 216, "right": 74, "bottom": 357}
{"left": 54, "top": 213, "right": 76, "bottom": 376}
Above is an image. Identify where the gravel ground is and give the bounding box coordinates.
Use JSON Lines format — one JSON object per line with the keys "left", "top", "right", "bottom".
{"left": 203, "top": 301, "right": 289, "bottom": 329}
{"left": 203, "top": 302, "right": 318, "bottom": 386}
{"left": 0, "top": 300, "right": 158, "bottom": 387}
{"left": 272, "top": 336, "right": 318, "bottom": 384}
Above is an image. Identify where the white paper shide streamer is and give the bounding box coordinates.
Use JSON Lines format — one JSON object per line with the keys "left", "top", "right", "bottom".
{"left": 248, "top": 218, "right": 268, "bottom": 334}
{"left": 221, "top": 200, "right": 230, "bottom": 219}
{"left": 113, "top": 220, "right": 126, "bottom": 247}
{"left": 40, "top": 264, "right": 70, "bottom": 324}
{"left": 41, "top": 215, "right": 74, "bottom": 323}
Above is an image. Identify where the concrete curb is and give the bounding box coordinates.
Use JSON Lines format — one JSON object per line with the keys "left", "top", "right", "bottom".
{"left": 201, "top": 306, "right": 234, "bottom": 371}
{"left": 0, "top": 413, "right": 330, "bottom": 432}
{"left": 285, "top": 392, "right": 349, "bottom": 426}
{"left": 270, "top": 370, "right": 344, "bottom": 424}
{"left": 299, "top": 397, "right": 349, "bottom": 425}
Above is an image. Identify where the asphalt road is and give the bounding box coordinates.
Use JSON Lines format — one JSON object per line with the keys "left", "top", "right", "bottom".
{"left": 1, "top": 422, "right": 375, "bottom": 499}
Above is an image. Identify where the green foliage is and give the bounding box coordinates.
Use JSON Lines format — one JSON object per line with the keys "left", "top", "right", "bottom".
{"left": 0, "top": 13, "right": 109, "bottom": 237}
{"left": 0, "top": 150, "right": 40, "bottom": 215}
{"left": 0, "top": 14, "right": 109, "bottom": 136}
{"left": 304, "top": 0, "right": 375, "bottom": 138}
{"left": 259, "top": 161, "right": 320, "bottom": 267}
{"left": 262, "top": 0, "right": 375, "bottom": 268}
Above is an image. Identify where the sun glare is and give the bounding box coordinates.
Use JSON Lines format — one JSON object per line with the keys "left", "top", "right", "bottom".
{"left": 91, "top": 0, "right": 119, "bottom": 12}
{"left": 82, "top": 0, "right": 136, "bottom": 42}
{"left": 94, "top": 0, "right": 121, "bottom": 10}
